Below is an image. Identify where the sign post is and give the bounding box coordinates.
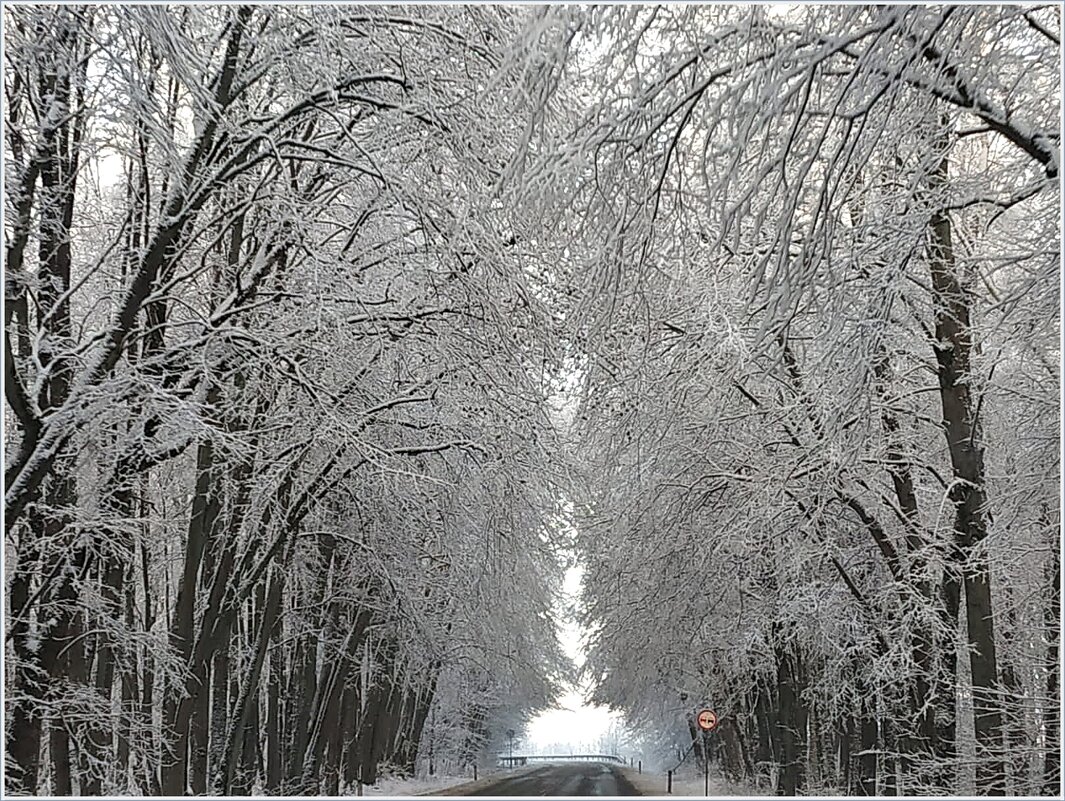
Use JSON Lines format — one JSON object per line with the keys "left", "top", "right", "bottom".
{"left": 667, "top": 709, "right": 720, "bottom": 796}
{"left": 696, "top": 709, "right": 718, "bottom": 797}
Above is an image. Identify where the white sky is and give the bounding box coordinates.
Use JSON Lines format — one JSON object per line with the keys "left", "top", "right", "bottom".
{"left": 523, "top": 564, "right": 622, "bottom": 756}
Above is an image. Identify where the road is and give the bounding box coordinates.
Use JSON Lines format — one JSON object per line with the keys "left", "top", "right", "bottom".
{"left": 460, "top": 762, "right": 641, "bottom": 796}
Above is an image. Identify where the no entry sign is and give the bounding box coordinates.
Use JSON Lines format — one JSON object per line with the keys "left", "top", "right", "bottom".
{"left": 697, "top": 709, "right": 718, "bottom": 731}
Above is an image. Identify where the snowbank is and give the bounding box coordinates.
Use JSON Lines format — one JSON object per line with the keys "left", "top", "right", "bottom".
{"left": 358, "top": 773, "right": 474, "bottom": 797}
{"left": 619, "top": 765, "right": 761, "bottom": 797}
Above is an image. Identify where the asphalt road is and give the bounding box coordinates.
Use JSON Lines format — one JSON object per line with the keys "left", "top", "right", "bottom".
{"left": 463, "top": 762, "right": 641, "bottom": 796}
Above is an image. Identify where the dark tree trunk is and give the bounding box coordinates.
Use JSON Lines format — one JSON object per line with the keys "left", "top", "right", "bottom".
{"left": 340, "top": 681, "right": 360, "bottom": 789}
{"left": 322, "top": 712, "right": 343, "bottom": 796}
{"left": 774, "top": 638, "right": 807, "bottom": 795}
{"left": 839, "top": 714, "right": 853, "bottom": 794}
{"left": 1043, "top": 548, "right": 1061, "bottom": 795}
{"left": 997, "top": 584, "right": 1033, "bottom": 794}
{"left": 376, "top": 681, "right": 406, "bottom": 772}
{"left": 285, "top": 635, "right": 319, "bottom": 789}
{"left": 162, "top": 436, "right": 218, "bottom": 795}
{"left": 732, "top": 700, "right": 756, "bottom": 782}
{"left": 880, "top": 717, "right": 897, "bottom": 796}
{"left": 753, "top": 682, "right": 774, "bottom": 785}
{"left": 234, "top": 700, "right": 260, "bottom": 795}
{"left": 936, "top": 565, "right": 961, "bottom": 791}
{"left": 355, "top": 682, "right": 386, "bottom": 787}
{"left": 208, "top": 644, "right": 231, "bottom": 788}
{"left": 42, "top": 480, "right": 88, "bottom": 797}
{"left": 857, "top": 693, "right": 878, "bottom": 796}
{"left": 219, "top": 564, "right": 286, "bottom": 794}
{"left": 138, "top": 530, "right": 160, "bottom": 795}
{"left": 354, "top": 644, "right": 399, "bottom": 788}
{"left": 117, "top": 568, "right": 137, "bottom": 789}
{"left": 719, "top": 716, "right": 746, "bottom": 783}
{"left": 266, "top": 645, "right": 284, "bottom": 793}
{"left": 83, "top": 487, "right": 135, "bottom": 795}
{"left": 301, "top": 608, "right": 373, "bottom": 792}
{"left": 6, "top": 11, "right": 92, "bottom": 794}
{"left": 6, "top": 526, "right": 44, "bottom": 794}
{"left": 927, "top": 133, "right": 1004, "bottom": 795}
{"left": 188, "top": 659, "right": 211, "bottom": 795}
{"left": 397, "top": 677, "right": 438, "bottom": 775}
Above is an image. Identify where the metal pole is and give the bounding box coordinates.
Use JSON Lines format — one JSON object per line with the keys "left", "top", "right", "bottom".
{"left": 668, "top": 770, "right": 673, "bottom": 794}
{"left": 704, "top": 753, "right": 709, "bottom": 797}
{"left": 638, "top": 760, "right": 642, "bottom": 774}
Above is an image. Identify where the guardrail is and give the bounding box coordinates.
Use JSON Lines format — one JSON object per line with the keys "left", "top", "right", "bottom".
{"left": 498, "top": 754, "right": 625, "bottom": 767}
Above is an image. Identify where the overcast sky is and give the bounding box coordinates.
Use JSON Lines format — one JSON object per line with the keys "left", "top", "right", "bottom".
{"left": 524, "top": 565, "right": 622, "bottom": 755}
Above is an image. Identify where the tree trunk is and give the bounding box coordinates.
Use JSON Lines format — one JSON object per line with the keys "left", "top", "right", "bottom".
{"left": 880, "top": 716, "right": 897, "bottom": 796}
{"left": 285, "top": 635, "right": 319, "bottom": 789}
{"left": 266, "top": 644, "right": 284, "bottom": 793}
{"left": 733, "top": 701, "right": 756, "bottom": 782}
{"left": 340, "top": 681, "right": 360, "bottom": 790}
{"left": 218, "top": 564, "right": 285, "bottom": 794}
{"left": 6, "top": 526, "right": 44, "bottom": 794}
{"left": 41, "top": 479, "right": 87, "bottom": 797}
{"left": 397, "top": 677, "right": 438, "bottom": 775}
{"left": 936, "top": 564, "right": 961, "bottom": 791}
{"left": 83, "top": 487, "right": 135, "bottom": 795}
{"left": 806, "top": 701, "right": 821, "bottom": 790}
{"left": 117, "top": 569, "right": 137, "bottom": 790}
{"left": 926, "top": 129, "right": 1004, "bottom": 795}
{"left": 138, "top": 528, "right": 160, "bottom": 795}
{"left": 753, "top": 682, "right": 774, "bottom": 786}
{"left": 161, "top": 431, "right": 220, "bottom": 795}
{"left": 774, "top": 637, "right": 807, "bottom": 795}
{"left": 7, "top": 11, "right": 92, "bottom": 793}
{"left": 857, "top": 692, "right": 877, "bottom": 796}
{"left": 1043, "top": 548, "right": 1061, "bottom": 795}
{"left": 857, "top": 169, "right": 939, "bottom": 784}
{"left": 208, "top": 643, "right": 231, "bottom": 789}
{"left": 839, "top": 714, "right": 853, "bottom": 794}
{"left": 301, "top": 607, "right": 373, "bottom": 792}
{"left": 234, "top": 702, "right": 260, "bottom": 795}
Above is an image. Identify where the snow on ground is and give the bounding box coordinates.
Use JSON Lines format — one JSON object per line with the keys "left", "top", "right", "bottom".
{"left": 361, "top": 764, "right": 544, "bottom": 797}
{"left": 620, "top": 765, "right": 761, "bottom": 797}
{"left": 359, "top": 773, "right": 473, "bottom": 797}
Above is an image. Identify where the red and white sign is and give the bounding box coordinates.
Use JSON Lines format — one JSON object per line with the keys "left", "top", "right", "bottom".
{"left": 697, "top": 709, "right": 718, "bottom": 732}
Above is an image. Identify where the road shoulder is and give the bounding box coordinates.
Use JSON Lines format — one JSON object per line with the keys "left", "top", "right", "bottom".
{"left": 617, "top": 766, "right": 661, "bottom": 796}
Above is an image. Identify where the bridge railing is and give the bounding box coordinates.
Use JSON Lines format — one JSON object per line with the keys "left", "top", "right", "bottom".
{"left": 498, "top": 754, "right": 625, "bottom": 767}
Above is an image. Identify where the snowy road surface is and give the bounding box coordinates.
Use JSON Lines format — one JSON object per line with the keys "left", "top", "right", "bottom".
{"left": 454, "top": 762, "right": 641, "bottom": 796}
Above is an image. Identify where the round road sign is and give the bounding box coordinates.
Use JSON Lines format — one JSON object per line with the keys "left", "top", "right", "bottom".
{"left": 697, "top": 709, "right": 718, "bottom": 731}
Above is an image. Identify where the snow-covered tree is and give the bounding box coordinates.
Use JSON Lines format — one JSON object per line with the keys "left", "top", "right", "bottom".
{"left": 512, "top": 4, "right": 1060, "bottom": 796}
